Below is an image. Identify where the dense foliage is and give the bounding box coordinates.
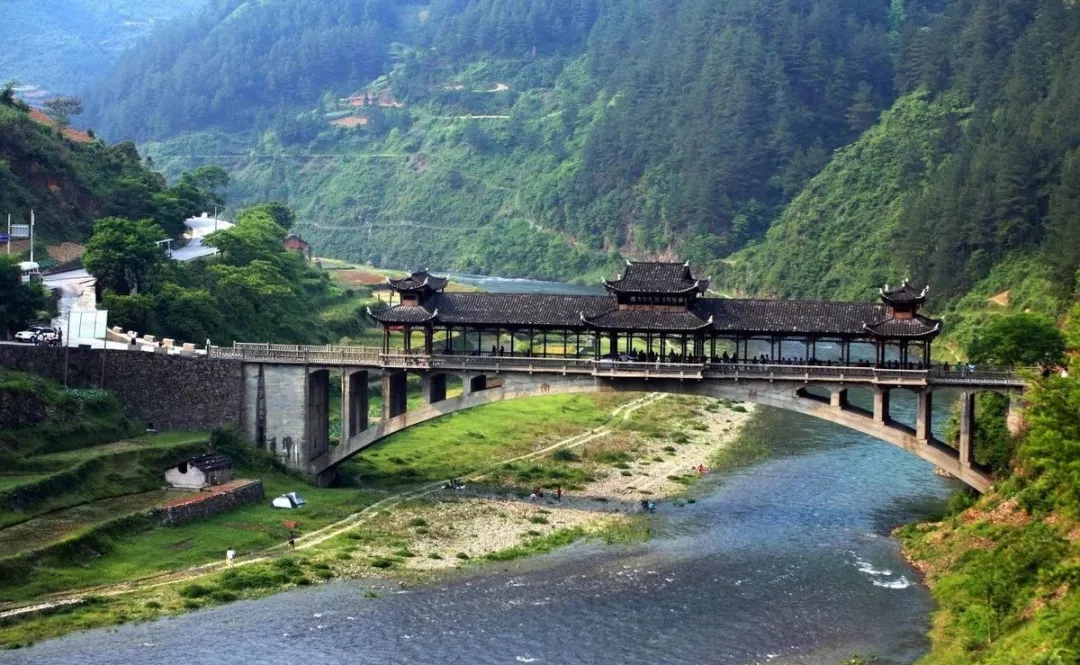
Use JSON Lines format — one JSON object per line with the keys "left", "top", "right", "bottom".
{"left": 734, "top": 0, "right": 1080, "bottom": 308}
{"left": 0, "top": 256, "right": 53, "bottom": 338}
{"left": 0, "top": 94, "right": 224, "bottom": 243}
{"left": 95, "top": 204, "right": 338, "bottom": 344}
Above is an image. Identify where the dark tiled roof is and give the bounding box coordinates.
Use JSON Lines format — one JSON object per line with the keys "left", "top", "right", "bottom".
{"left": 583, "top": 309, "right": 713, "bottom": 331}
{"left": 188, "top": 453, "right": 233, "bottom": 473}
{"left": 604, "top": 262, "right": 708, "bottom": 294}
{"left": 387, "top": 270, "right": 449, "bottom": 292}
{"left": 368, "top": 305, "right": 439, "bottom": 324}
{"left": 880, "top": 281, "right": 927, "bottom": 304}
{"left": 693, "top": 299, "right": 886, "bottom": 336}
{"left": 430, "top": 293, "right": 613, "bottom": 327}
{"left": 367, "top": 293, "right": 941, "bottom": 340}
{"left": 863, "top": 315, "right": 941, "bottom": 338}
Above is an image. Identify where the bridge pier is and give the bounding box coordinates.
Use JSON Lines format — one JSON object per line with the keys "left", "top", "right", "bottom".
{"left": 830, "top": 388, "right": 849, "bottom": 408}
{"left": 915, "top": 390, "right": 933, "bottom": 442}
{"left": 873, "top": 387, "right": 891, "bottom": 424}
{"left": 382, "top": 370, "right": 408, "bottom": 419}
{"left": 463, "top": 374, "right": 488, "bottom": 395}
{"left": 422, "top": 373, "right": 447, "bottom": 404}
{"left": 1006, "top": 392, "right": 1026, "bottom": 436}
{"left": 242, "top": 363, "right": 331, "bottom": 479}
{"left": 341, "top": 370, "right": 369, "bottom": 440}
{"left": 958, "top": 391, "right": 975, "bottom": 467}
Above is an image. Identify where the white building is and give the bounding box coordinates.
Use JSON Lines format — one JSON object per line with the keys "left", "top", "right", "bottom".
{"left": 165, "top": 454, "right": 235, "bottom": 490}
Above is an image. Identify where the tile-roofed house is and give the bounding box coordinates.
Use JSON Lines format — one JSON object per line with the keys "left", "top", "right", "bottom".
{"left": 863, "top": 315, "right": 941, "bottom": 338}
{"left": 165, "top": 454, "right": 234, "bottom": 490}
{"left": 603, "top": 261, "right": 709, "bottom": 296}
{"left": 693, "top": 299, "right": 886, "bottom": 336}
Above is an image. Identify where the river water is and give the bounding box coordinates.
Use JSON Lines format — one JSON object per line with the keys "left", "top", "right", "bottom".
{"left": 2, "top": 277, "right": 958, "bottom": 665}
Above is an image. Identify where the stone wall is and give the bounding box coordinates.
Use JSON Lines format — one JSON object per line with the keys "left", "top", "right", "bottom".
{"left": 156, "top": 479, "right": 264, "bottom": 526}
{"left": 0, "top": 345, "right": 243, "bottom": 431}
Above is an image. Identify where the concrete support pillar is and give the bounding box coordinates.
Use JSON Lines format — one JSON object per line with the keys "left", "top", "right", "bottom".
{"left": 341, "top": 370, "right": 368, "bottom": 441}
{"left": 1006, "top": 393, "right": 1026, "bottom": 436}
{"left": 422, "top": 373, "right": 447, "bottom": 405}
{"left": 958, "top": 391, "right": 975, "bottom": 467}
{"left": 916, "top": 390, "right": 933, "bottom": 442}
{"left": 873, "top": 387, "right": 891, "bottom": 424}
{"left": 382, "top": 370, "right": 408, "bottom": 420}
{"left": 463, "top": 374, "right": 488, "bottom": 395}
{"left": 830, "top": 388, "right": 849, "bottom": 408}
{"left": 306, "top": 369, "right": 331, "bottom": 463}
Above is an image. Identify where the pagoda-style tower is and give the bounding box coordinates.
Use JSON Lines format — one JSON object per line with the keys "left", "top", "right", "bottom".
{"left": 863, "top": 280, "right": 941, "bottom": 365}
{"left": 601, "top": 261, "right": 710, "bottom": 309}
{"left": 386, "top": 270, "right": 448, "bottom": 306}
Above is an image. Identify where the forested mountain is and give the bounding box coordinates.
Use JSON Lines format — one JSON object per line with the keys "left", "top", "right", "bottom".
{"left": 0, "top": 88, "right": 223, "bottom": 243}
{"left": 733, "top": 0, "right": 1080, "bottom": 307}
{"left": 0, "top": 0, "right": 206, "bottom": 92}
{"left": 83, "top": 0, "right": 899, "bottom": 277}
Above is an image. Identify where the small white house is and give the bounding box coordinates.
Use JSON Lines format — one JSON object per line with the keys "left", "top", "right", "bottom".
{"left": 165, "top": 454, "right": 234, "bottom": 490}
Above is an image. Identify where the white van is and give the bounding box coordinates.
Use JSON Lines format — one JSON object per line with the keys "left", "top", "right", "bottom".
{"left": 19, "top": 261, "right": 40, "bottom": 284}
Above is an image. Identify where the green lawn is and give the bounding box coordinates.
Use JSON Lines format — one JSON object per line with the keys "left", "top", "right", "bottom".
{"left": 35, "top": 432, "right": 208, "bottom": 464}
{"left": 0, "top": 476, "right": 45, "bottom": 491}
{"left": 0, "top": 472, "right": 385, "bottom": 602}
{"left": 343, "top": 393, "right": 635, "bottom": 488}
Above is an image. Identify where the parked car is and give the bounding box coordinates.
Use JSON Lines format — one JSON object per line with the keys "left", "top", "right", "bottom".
{"left": 14, "top": 325, "right": 58, "bottom": 344}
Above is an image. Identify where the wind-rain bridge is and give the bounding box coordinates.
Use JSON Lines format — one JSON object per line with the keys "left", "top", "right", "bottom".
{"left": 211, "top": 262, "right": 1026, "bottom": 492}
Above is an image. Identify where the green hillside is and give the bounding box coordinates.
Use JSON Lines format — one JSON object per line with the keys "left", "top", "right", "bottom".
{"left": 730, "top": 0, "right": 1080, "bottom": 312}
{"left": 0, "top": 91, "right": 221, "bottom": 244}
{"left": 86, "top": 0, "right": 897, "bottom": 278}
{"left": 0, "top": 0, "right": 206, "bottom": 92}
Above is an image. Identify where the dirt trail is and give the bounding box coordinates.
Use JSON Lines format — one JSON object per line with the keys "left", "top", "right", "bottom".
{"left": 0, "top": 394, "right": 664, "bottom": 619}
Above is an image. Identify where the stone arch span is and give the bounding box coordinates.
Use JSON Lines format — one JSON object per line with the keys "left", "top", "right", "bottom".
{"left": 310, "top": 373, "right": 993, "bottom": 492}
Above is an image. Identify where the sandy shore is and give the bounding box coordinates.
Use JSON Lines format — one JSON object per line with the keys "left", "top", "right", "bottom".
{"left": 347, "top": 397, "right": 755, "bottom": 570}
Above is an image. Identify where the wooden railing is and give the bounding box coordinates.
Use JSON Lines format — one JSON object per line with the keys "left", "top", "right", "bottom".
{"left": 209, "top": 344, "right": 1028, "bottom": 387}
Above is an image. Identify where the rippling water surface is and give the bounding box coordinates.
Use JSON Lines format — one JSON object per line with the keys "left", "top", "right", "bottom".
{"left": 6, "top": 389, "right": 959, "bottom": 665}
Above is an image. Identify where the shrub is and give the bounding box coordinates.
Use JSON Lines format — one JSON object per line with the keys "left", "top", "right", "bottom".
{"left": 529, "top": 515, "right": 549, "bottom": 524}
{"left": 408, "top": 517, "right": 428, "bottom": 527}
{"left": 370, "top": 557, "right": 395, "bottom": 568}
{"left": 455, "top": 552, "right": 470, "bottom": 560}
{"left": 428, "top": 552, "right": 442, "bottom": 560}
{"left": 178, "top": 583, "right": 213, "bottom": 599}
{"left": 731, "top": 405, "right": 748, "bottom": 413}
{"left": 551, "top": 449, "right": 580, "bottom": 462}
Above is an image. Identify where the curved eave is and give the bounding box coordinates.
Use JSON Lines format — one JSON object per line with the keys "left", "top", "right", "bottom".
{"left": 579, "top": 311, "right": 715, "bottom": 333}
{"left": 861, "top": 318, "right": 942, "bottom": 339}
{"left": 601, "top": 282, "right": 707, "bottom": 296}
{"left": 365, "top": 306, "right": 439, "bottom": 325}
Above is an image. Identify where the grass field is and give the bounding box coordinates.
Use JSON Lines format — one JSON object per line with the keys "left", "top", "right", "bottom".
{"left": 342, "top": 393, "right": 635, "bottom": 487}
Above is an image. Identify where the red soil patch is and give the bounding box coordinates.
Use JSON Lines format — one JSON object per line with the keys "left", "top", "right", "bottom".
{"left": 987, "top": 290, "right": 1011, "bottom": 307}
{"left": 46, "top": 242, "right": 84, "bottom": 263}
{"left": 330, "top": 116, "right": 369, "bottom": 128}
{"left": 28, "top": 109, "right": 92, "bottom": 143}
{"left": 336, "top": 269, "right": 387, "bottom": 286}
{"left": 161, "top": 479, "right": 259, "bottom": 509}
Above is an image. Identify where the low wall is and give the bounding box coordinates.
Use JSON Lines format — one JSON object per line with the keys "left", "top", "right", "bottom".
{"left": 157, "top": 479, "right": 264, "bottom": 527}
{"left": 0, "top": 345, "right": 243, "bottom": 431}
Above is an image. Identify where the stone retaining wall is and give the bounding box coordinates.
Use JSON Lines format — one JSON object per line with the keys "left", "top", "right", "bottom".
{"left": 0, "top": 345, "right": 243, "bottom": 431}
{"left": 156, "top": 479, "right": 264, "bottom": 527}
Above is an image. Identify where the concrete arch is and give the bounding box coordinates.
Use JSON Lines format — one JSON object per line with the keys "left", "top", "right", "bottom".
{"left": 310, "top": 374, "right": 993, "bottom": 492}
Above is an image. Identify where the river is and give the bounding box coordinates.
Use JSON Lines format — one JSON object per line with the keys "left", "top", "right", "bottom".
{"left": 2, "top": 276, "right": 958, "bottom": 665}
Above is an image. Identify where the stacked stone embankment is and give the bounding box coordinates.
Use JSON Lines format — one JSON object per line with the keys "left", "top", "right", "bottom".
{"left": 0, "top": 345, "right": 243, "bottom": 431}
{"left": 157, "top": 479, "right": 264, "bottom": 526}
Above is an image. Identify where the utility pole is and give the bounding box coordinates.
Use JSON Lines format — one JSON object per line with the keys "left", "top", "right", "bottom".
{"left": 5, "top": 214, "right": 10, "bottom": 255}
{"left": 29, "top": 210, "right": 34, "bottom": 263}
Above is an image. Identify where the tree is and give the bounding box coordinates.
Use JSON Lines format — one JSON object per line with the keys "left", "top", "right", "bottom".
{"left": 42, "top": 96, "right": 83, "bottom": 130}
{"left": 0, "top": 256, "right": 51, "bottom": 338}
{"left": 967, "top": 313, "right": 1066, "bottom": 367}
{"left": 83, "top": 217, "right": 167, "bottom": 295}
{"left": 178, "top": 166, "right": 230, "bottom": 210}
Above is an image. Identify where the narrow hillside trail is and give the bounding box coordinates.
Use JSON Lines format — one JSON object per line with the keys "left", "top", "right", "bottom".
{"left": 0, "top": 393, "right": 665, "bottom": 619}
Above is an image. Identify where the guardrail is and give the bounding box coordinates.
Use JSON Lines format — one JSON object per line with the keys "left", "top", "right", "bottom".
{"left": 209, "top": 345, "right": 1028, "bottom": 387}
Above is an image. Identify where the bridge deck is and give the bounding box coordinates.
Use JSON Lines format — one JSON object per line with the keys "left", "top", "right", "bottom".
{"left": 212, "top": 344, "right": 1027, "bottom": 389}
